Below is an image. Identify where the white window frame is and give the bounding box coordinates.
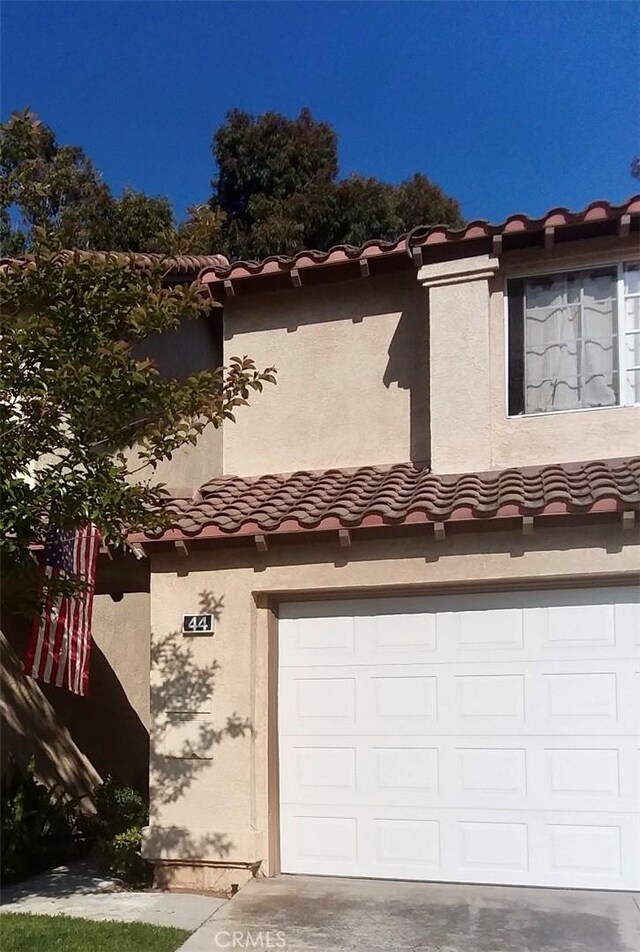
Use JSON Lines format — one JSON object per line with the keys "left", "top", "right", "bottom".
{"left": 504, "top": 258, "right": 640, "bottom": 418}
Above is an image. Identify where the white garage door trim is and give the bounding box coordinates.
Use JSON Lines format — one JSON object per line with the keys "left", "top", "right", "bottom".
{"left": 277, "top": 586, "right": 640, "bottom": 890}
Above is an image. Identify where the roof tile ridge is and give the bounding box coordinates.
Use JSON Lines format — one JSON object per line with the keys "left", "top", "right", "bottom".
{"left": 203, "top": 195, "right": 640, "bottom": 279}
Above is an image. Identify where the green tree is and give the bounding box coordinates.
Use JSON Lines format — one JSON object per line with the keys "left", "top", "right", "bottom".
{"left": 2, "top": 106, "right": 465, "bottom": 262}
{"left": 159, "top": 203, "right": 226, "bottom": 257}
{"left": 0, "top": 234, "right": 275, "bottom": 584}
{"left": 106, "top": 188, "right": 174, "bottom": 254}
{"left": 0, "top": 110, "right": 174, "bottom": 255}
{"left": 210, "top": 108, "right": 464, "bottom": 259}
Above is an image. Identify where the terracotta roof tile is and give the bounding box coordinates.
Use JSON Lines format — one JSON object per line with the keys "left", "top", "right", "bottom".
{"left": 199, "top": 196, "right": 640, "bottom": 286}
{"left": 139, "top": 457, "right": 640, "bottom": 542}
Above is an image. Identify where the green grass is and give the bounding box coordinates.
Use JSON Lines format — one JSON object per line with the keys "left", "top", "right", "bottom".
{"left": 0, "top": 913, "right": 190, "bottom": 952}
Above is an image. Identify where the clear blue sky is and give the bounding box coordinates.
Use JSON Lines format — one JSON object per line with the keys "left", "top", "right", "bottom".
{"left": 2, "top": 1, "right": 639, "bottom": 225}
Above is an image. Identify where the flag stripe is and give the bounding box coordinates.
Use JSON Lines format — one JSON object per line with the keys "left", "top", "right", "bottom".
{"left": 73, "top": 529, "right": 88, "bottom": 694}
{"left": 43, "top": 596, "right": 67, "bottom": 684}
{"left": 26, "top": 566, "right": 51, "bottom": 681}
{"left": 24, "top": 524, "right": 100, "bottom": 696}
{"left": 70, "top": 529, "right": 86, "bottom": 693}
{"left": 57, "top": 531, "right": 81, "bottom": 689}
{"left": 79, "top": 528, "right": 99, "bottom": 697}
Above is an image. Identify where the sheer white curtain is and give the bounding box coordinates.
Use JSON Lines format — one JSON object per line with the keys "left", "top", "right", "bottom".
{"left": 524, "top": 268, "right": 618, "bottom": 414}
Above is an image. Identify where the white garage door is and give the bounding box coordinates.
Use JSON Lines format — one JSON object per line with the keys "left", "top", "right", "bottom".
{"left": 278, "top": 586, "right": 640, "bottom": 890}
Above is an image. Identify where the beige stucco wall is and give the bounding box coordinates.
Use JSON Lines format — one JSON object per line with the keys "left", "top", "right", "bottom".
{"left": 222, "top": 272, "right": 429, "bottom": 475}
{"left": 222, "top": 233, "right": 638, "bottom": 480}
{"left": 422, "top": 255, "right": 496, "bottom": 473}
{"left": 89, "top": 592, "right": 151, "bottom": 787}
{"left": 423, "top": 236, "right": 640, "bottom": 474}
{"left": 127, "top": 312, "right": 224, "bottom": 493}
{"left": 150, "top": 426, "right": 222, "bottom": 494}
{"left": 143, "top": 524, "right": 639, "bottom": 879}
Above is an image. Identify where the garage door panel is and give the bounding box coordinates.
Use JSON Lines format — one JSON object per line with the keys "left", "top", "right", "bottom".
{"left": 371, "top": 817, "right": 442, "bottom": 875}
{"left": 278, "top": 588, "right": 640, "bottom": 889}
{"left": 280, "top": 588, "right": 640, "bottom": 665}
{"left": 534, "top": 664, "right": 639, "bottom": 733}
{"left": 280, "top": 736, "right": 442, "bottom": 807}
{"left": 279, "top": 674, "right": 356, "bottom": 733}
{"left": 280, "top": 735, "right": 636, "bottom": 812}
{"left": 279, "top": 615, "right": 356, "bottom": 667}
{"left": 280, "top": 806, "right": 639, "bottom": 887}
{"left": 455, "top": 673, "right": 525, "bottom": 723}
{"left": 372, "top": 745, "right": 440, "bottom": 800}
{"left": 281, "top": 813, "right": 359, "bottom": 875}
{"left": 356, "top": 611, "right": 438, "bottom": 656}
{"left": 281, "top": 661, "right": 636, "bottom": 735}
{"left": 438, "top": 607, "right": 525, "bottom": 650}
{"left": 455, "top": 746, "right": 528, "bottom": 796}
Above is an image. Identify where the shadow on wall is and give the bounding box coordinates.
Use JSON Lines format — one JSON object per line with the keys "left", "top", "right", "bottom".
{"left": 1, "top": 606, "right": 149, "bottom": 799}
{"left": 148, "top": 591, "right": 252, "bottom": 861}
{"left": 224, "top": 271, "right": 431, "bottom": 466}
{"left": 383, "top": 284, "right": 430, "bottom": 464}
{"left": 1, "top": 619, "right": 97, "bottom": 802}
{"left": 143, "top": 825, "right": 235, "bottom": 864}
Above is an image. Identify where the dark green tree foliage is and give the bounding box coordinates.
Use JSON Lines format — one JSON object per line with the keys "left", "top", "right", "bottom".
{"left": 0, "top": 111, "right": 174, "bottom": 255}
{"left": 211, "top": 108, "right": 464, "bottom": 259}
{"left": 107, "top": 188, "right": 175, "bottom": 254}
{"left": 1, "top": 107, "right": 464, "bottom": 260}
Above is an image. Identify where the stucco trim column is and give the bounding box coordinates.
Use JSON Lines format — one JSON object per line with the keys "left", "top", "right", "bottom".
{"left": 418, "top": 254, "right": 499, "bottom": 474}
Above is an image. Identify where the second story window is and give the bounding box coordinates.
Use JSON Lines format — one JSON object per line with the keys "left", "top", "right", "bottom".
{"left": 507, "top": 261, "right": 640, "bottom": 416}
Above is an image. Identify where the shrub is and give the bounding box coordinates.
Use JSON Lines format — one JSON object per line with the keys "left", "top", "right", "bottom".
{"left": 98, "top": 826, "right": 150, "bottom": 885}
{"left": 0, "top": 757, "right": 81, "bottom": 884}
{"left": 92, "top": 777, "right": 148, "bottom": 839}
{"left": 90, "top": 777, "right": 151, "bottom": 886}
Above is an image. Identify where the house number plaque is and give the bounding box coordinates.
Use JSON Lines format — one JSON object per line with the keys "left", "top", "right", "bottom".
{"left": 182, "top": 614, "right": 214, "bottom": 635}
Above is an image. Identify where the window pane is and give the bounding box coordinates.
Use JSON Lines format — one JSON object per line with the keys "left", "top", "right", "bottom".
{"left": 582, "top": 268, "right": 617, "bottom": 303}
{"left": 626, "top": 369, "right": 640, "bottom": 404}
{"left": 626, "top": 297, "right": 640, "bottom": 331}
{"left": 625, "top": 333, "right": 640, "bottom": 368}
{"left": 624, "top": 261, "right": 640, "bottom": 296}
{"left": 525, "top": 274, "right": 569, "bottom": 310}
{"left": 525, "top": 371, "right": 618, "bottom": 413}
{"left": 522, "top": 267, "right": 617, "bottom": 414}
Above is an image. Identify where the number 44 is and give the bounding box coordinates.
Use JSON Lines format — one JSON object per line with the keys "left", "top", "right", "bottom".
{"left": 182, "top": 614, "right": 214, "bottom": 634}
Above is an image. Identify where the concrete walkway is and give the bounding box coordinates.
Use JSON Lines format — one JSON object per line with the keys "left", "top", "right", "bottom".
{"left": 0, "top": 861, "right": 225, "bottom": 932}
{"left": 178, "top": 874, "right": 640, "bottom": 952}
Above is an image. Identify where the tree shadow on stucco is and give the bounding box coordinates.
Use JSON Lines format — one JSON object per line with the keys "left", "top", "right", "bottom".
{"left": 0, "top": 608, "right": 149, "bottom": 799}
{"left": 148, "top": 591, "right": 252, "bottom": 860}
{"left": 383, "top": 287, "right": 430, "bottom": 464}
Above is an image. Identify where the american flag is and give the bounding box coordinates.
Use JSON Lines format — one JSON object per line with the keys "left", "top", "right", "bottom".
{"left": 24, "top": 524, "right": 100, "bottom": 696}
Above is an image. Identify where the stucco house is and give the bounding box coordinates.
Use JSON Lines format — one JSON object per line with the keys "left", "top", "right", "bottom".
{"left": 2, "top": 196, "right": 639, "bottom": 896}
{"left": 130, "top": 195, "right": 640, "bottom": 894}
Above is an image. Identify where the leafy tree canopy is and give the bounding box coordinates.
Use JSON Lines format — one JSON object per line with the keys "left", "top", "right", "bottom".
{"left": 211, "top": 108, "right": 463, "bottom": 259}
{"left": 1, "top": 107, "right": 464, "bottom": 261}
{"left": 0, "top": 234, "right": 275, "bottom": 583}
{"left": 0, "top": 110, "right": 174, "bottom": 256}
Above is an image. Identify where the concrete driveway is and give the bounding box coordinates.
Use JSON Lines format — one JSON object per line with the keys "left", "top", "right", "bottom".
{"left": 180, "top": 874, "right": 640, "bottom": 952}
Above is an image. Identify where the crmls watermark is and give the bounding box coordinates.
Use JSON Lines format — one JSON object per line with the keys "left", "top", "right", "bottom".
{"left": 213, "top": 931, "right": 287, "bottom": 949}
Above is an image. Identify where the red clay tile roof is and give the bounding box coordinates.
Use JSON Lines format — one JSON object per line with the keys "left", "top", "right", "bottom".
{"left": 137, "top": 457, "right": 640, "bottom": 543}
{"left": 199, "top": 196, "right": 640, "bottom": 287}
